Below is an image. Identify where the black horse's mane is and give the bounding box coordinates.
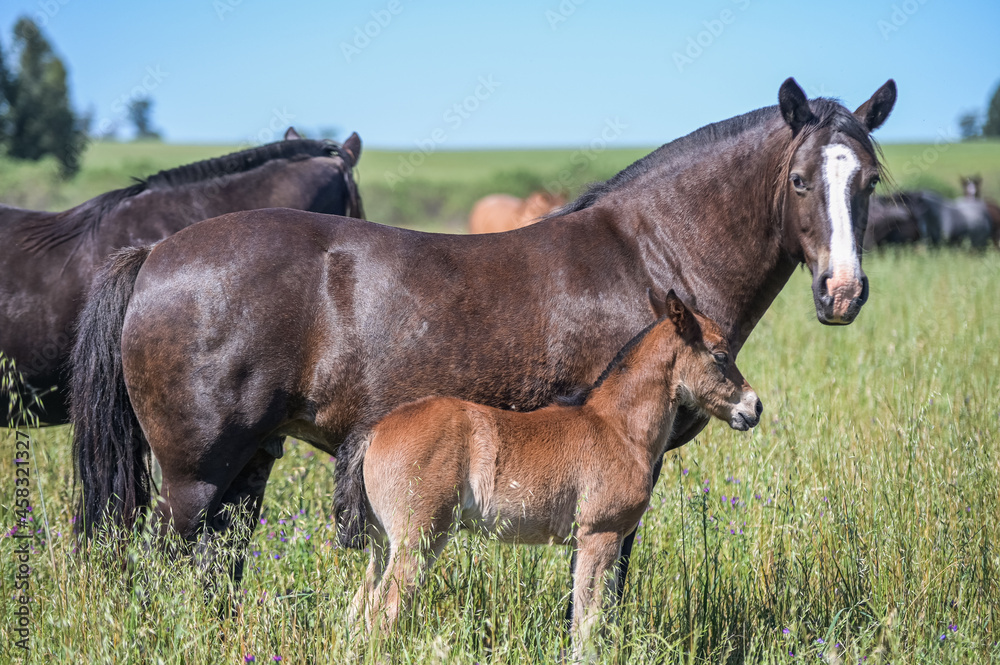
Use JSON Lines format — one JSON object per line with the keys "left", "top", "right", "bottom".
{"left": 20, "top": 139, "right": 354, "bottom": 253}
{"left": 547, "top": 99, "right": 876, "bottom": 219}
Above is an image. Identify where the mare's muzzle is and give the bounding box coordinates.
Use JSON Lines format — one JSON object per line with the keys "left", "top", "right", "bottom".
{"left": 813, "top": 268, "right": 869, "bottom": 325}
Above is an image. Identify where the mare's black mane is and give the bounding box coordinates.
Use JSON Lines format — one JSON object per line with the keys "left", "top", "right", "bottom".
{"left": 548, "top": 99, "right": 876, "bottom": 218}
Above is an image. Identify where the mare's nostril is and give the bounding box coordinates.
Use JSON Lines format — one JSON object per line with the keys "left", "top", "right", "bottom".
{"left": 859, "top": 275, "right": 870, "bottom": 304}
{"left": 819, "top": 271, "right": 832, "bottom": 295}
{"left": 755, "top": 399, "right": 763, "bottom": 417}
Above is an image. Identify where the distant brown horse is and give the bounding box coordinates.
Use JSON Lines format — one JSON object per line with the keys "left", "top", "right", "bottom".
{"left": 0, "top": 128, "right": 363, "bottom": 424}
{"left": 352, "top": 290, "right": 760, "bottom": 657}
{"left": 71, "top": 79, "right": 895, "bottom": 613}
{"left": 468, "top": 191, "right": 566, "bottom": 234}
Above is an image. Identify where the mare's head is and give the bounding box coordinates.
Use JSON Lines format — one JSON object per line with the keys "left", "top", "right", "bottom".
{"left": 653, "top": 291, "right": 761, "bottom": 431}
{"left": 777, "top": 78, "right": 896, "bottom": 325}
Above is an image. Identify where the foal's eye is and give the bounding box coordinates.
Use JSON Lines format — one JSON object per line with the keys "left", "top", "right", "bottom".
{"left": 790, "top": 174, "right": 807, "bottom": 192}
{"left": 713, "top": 352, "right": 728, "bottom": 368}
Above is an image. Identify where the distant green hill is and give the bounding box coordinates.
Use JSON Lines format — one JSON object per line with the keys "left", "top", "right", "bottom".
{"left": 2, "top": 139, "right": 999, "bottom": 231}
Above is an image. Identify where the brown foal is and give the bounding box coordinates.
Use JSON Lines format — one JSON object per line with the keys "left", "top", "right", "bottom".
{"left": 351, "top": 291, "right": 762, "bottom": 654}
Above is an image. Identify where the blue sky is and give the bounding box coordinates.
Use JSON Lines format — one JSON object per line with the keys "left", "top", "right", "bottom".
{"left": 1, "top": 0, "right": 997, "bottom": 148}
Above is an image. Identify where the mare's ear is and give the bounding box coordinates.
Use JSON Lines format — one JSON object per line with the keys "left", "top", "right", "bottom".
{"left": 342, "top": 132, "right": 362, "bottom": 166}
{"left": 854, "top": 79, "right": 896, "bottom": 132}
{"left": 284, "top": 126, "right": 302, "bottom": 141}
{"left": 778, "top": 77, "right": 815, "bottom": 134}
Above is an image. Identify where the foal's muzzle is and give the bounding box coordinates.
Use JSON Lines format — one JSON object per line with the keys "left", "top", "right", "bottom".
{"left": 813, "top": 269, "right": 869, "bottom": 325}
{"left": 730, "top": 392, "right": 763, "bottom": 431}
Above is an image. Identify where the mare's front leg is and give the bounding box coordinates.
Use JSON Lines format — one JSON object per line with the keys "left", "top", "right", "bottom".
{"left": 571, "top": 531, "right": 624, "bottom": 661}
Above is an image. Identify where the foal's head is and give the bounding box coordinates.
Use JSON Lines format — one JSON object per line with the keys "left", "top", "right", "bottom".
{"left": 655, "top": 291, "right": 762, "bottom": 431}
{"left": 777, "top": 77, "right": 896, "bottom": 326}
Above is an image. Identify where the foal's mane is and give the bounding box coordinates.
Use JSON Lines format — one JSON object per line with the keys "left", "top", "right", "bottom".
{"left": 546, "top": 99, "right": 883, "bottom": 220}
{"left": 19, "top": 138, "right": 361, "bottom": 253}
{"left": 554, "top": 317, "right": 662, "bottom": 407}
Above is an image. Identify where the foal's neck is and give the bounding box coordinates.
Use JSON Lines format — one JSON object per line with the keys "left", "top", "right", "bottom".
{"left": 584, "top": 323, "right": 682, "bottom": 471}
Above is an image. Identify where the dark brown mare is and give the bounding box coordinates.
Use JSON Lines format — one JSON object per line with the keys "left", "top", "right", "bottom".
{"left": 0, "top": 128, "right": 363, "bottom": 425}
{"left": 71, "top": 79, "right": 895, "bottom": 603}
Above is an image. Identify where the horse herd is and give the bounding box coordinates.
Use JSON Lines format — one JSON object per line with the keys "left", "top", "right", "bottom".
{"left": 864, "top": 176, "right": 1000, "bottom": 251}
{"left": 2, "top": 78, "right": 899, "bottom": 652}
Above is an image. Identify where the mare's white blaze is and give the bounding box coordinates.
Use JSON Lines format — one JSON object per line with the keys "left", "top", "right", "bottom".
{"left": 821, "top": 143, "right": 862, "bottom": 276}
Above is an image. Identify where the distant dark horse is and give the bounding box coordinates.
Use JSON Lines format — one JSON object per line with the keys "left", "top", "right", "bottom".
{"left": 0, "top": 129, "right": 363, "bottom": 424}
{"left": 72, "top": 79, "right": 895, "bottom": 604}
{"left": 863, "top": 191, "right": 942, "bottom": 250}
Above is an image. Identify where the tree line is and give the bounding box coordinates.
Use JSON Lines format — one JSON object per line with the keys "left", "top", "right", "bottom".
{"left": 0, "top": 17, "right": 159, "bottom": 179}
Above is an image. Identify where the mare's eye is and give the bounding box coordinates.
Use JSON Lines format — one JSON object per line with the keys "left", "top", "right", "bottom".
{"left": 790, "top": 174, "right": 807, "bottom": 192}
{"left": 713, "top": 352, "right": 728, "bottom": 368}
{"left": 866, "top": 176, "right": 880, "bottom": 192}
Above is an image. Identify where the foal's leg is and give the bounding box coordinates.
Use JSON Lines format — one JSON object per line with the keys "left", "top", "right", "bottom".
{"left": 368, "top": 506, "right": 456, "bottom": 631}
{"left": 571, "top": 532, "right": 624, "bottom": 661}
{"left": 348, "top": 524, "right": 389, "bottom": 629}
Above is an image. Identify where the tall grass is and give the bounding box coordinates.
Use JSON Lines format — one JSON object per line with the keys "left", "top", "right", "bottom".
{"left": 0, "top": 249, "right": 998, "bottom": 663}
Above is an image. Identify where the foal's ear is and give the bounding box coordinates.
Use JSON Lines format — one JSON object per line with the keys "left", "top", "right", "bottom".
{"left": 342, "top": 132, "right": 362, "bottom": 166}
{"left": 284, "top": 126, "right": 302, "bottom": 141}
{"left": 778, "top": 77, "right": 815, "bottom": 134}
{"left": 854, "top": 79, "right": 896, "bottom": 133}
{"left": 662, "top": 290, "right": 698, "bottom": 340}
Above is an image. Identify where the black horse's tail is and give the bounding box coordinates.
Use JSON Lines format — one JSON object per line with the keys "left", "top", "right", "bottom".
{"left": 71, "top": 246, "right": 153, "bottom": 539}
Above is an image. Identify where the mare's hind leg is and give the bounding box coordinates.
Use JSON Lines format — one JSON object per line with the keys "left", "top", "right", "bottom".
{"left": 153, "top": 441, "right": 277, "bottom": 587}
{"left": 196, "top": 445, "right": 277, "bottom": 586}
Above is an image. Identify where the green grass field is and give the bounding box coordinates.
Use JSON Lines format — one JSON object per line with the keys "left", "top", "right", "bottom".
{"left": 1, "top": 139, "right": 999, "bottom": 662}
{"left": 0, "top": 250, "right": 997, "bottom": 663}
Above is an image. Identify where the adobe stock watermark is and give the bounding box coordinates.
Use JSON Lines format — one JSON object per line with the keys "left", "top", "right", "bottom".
{"left": 93, "top": 65, "right": 170, "bottom": 137}
{"left": 383, "top": 75, "right": 502, "bottom": 189}
{"left": 877, "top": 0, "right": 931, "bottom": 41}
{"left": 900, "top": 127, "right": 957, "bottom": 179}
{"left": 213, "top": 0, "right": 244, "bottom": 21}
{"left": 242, "top": 107, "right": 296, "bottom": 147}
{"left": 673, "top": 0, "right": 751, "bottom": 73}
{"left": 11, "top": 429, "right": 33, "bottom": 653}
{"left": 27, "top": 0, "right": 71, "bottom": 29}
{"left": 546, "top": 0, "right": 586, "bottom": 31}
{"left": 545, "top": 117, "right": 628, "bottom": 196}
{"left": 341, "top": 0, "right": 404, "bottom": 63}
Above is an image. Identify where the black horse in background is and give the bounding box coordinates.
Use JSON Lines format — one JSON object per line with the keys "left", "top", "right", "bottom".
{"left": 0, "top": 129, "right": 364, "bottom": 424}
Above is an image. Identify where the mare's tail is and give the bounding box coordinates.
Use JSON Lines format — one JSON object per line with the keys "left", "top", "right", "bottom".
{"left": 71, "top": 246, "right": 152, "bottom": 538}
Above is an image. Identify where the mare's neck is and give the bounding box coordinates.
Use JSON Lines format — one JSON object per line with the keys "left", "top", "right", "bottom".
{"left": 599, "top": 122, "right": 800, "bottom": 355}
{"left": 584, "top": 324, "right": 681, "bottom": 472}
